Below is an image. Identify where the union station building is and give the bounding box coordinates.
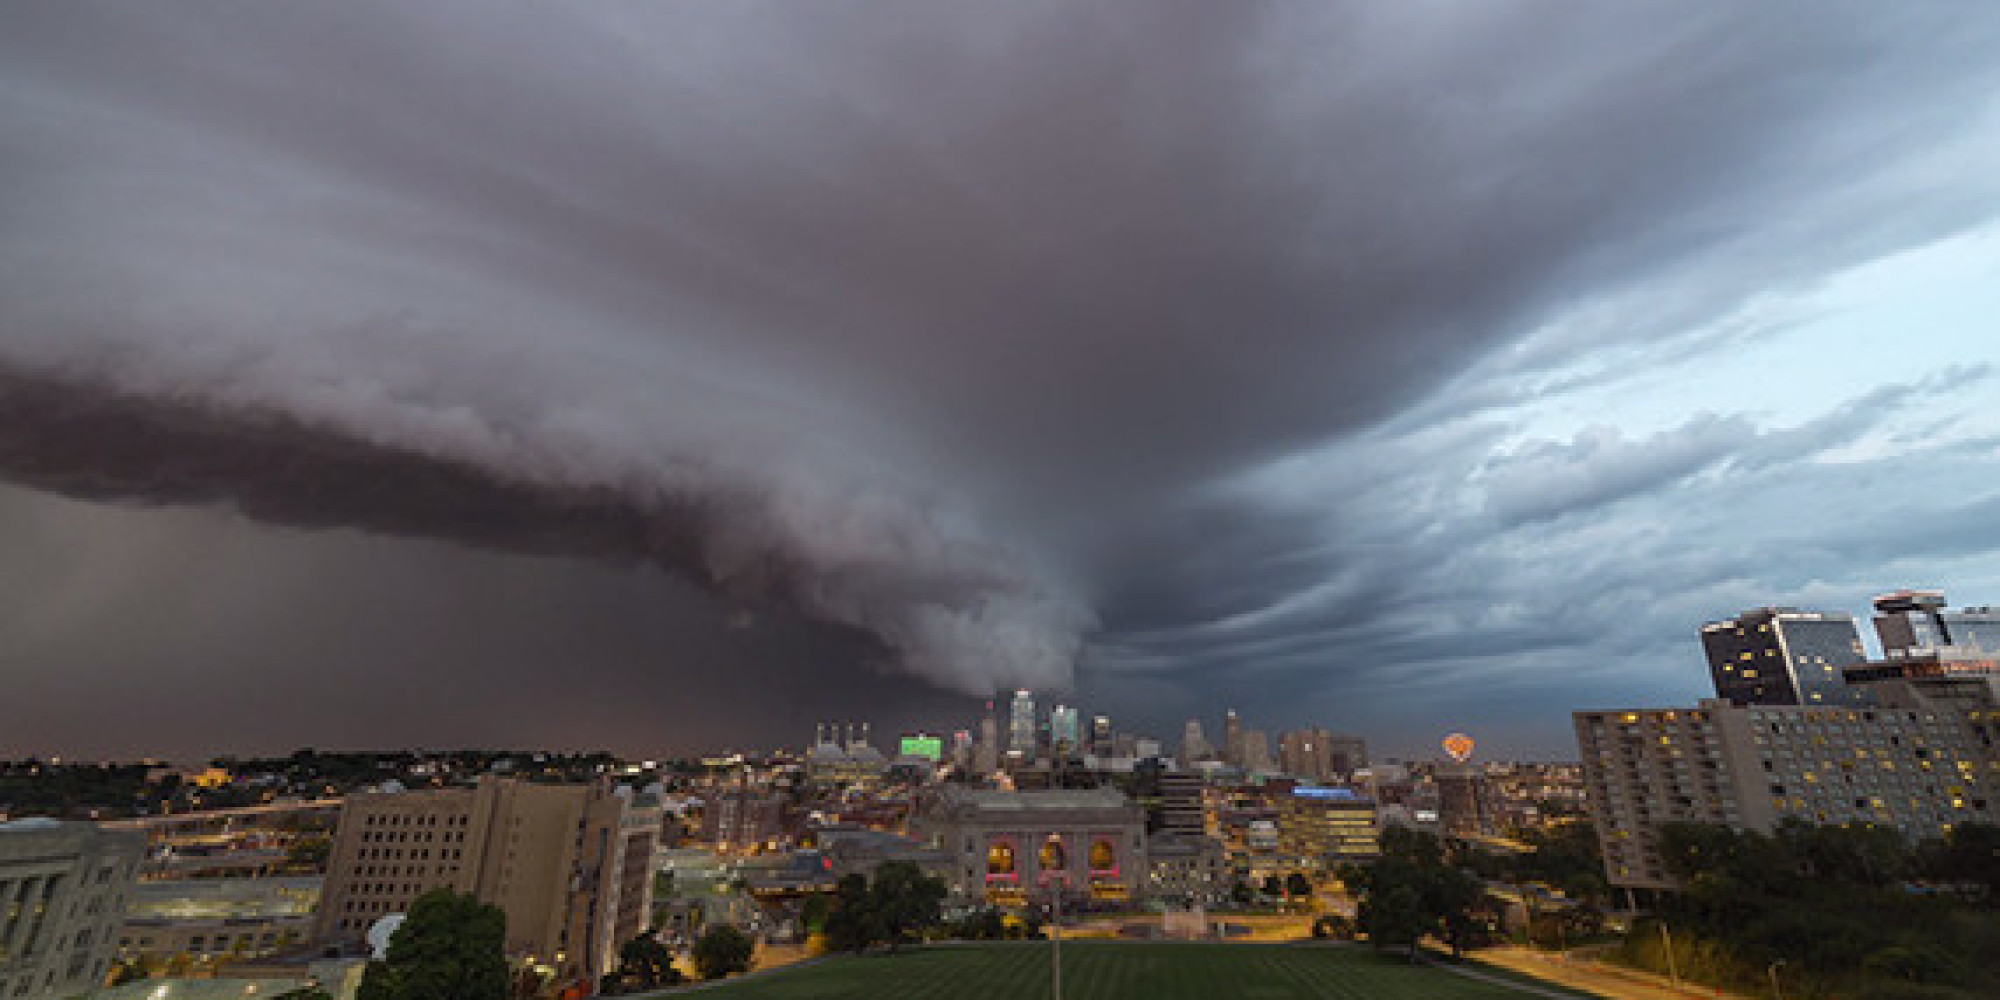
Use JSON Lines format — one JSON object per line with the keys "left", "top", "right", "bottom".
{"left": 909, "top": 787, "right": 1147, "bottom": 907}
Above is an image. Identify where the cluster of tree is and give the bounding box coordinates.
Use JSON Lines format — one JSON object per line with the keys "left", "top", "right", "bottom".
{"left": 690, "top": 924, "right": 756, "bottom": 981}
{"left": 1459, "top": 820, "right": 1610, "bottom": 905}
{"left": 597, "top": 933, "right": 684, "bottom": 994}
{"left": 1628, "top": 820, "right": 2000, "bottom": 1000}
{"left": 1338, "top": 826, "right": 1497, "bottom": 961}
{"left": 356, "top": 889, "right": 511, "bottom": 1000}
{"left": 820, "top": 861, "right": 948, "bottom": 953}
{"left": 0, "top": 760, "right": 173, "bottom": 818}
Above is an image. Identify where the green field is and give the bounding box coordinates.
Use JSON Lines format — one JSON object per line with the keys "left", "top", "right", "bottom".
{"left": 674, "top": 942, "right": 1597, "bottom": 999}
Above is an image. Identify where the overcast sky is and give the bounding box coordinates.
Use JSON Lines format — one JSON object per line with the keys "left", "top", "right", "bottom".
{"left": 4, "top": 2, "right": 2000, "bottom": 762}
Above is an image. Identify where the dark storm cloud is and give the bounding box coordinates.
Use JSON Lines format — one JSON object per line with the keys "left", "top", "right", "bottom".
{"left": 4, "top": 1, "right": 2000, "bottom": 755}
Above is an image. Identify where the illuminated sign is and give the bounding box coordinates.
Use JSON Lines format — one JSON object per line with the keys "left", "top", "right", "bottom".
{"left": 900, "top": 735, "right": 943, "bottom": 761}
{"left": 1442, "top": 732, "right": 1475, "bottom": 763}
{"left": 1292, "top": 786, "right": 1361, "bottom": 800}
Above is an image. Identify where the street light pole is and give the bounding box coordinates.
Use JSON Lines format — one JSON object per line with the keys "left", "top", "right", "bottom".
{"left": 1051, "top": 881, "right": 1062, "bottom": 1000}
{"left": 1767, "top": 959, "right": 1786, "bottom": 1000}
{"left": 1658, "top": 921, "right": 1681, "bottom": 990}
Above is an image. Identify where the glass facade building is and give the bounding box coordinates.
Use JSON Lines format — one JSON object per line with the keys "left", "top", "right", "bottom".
{"left": 1701, "top": 607, "right": 1867, "bottom": 707}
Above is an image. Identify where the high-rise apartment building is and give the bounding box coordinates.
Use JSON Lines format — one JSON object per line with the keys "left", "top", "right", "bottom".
{"left": 1008, "top": 690, "right": 1037, "bottom": 757}
{"left": 1575, "top": 691, "right": 1999, "bottom": 891}
{"left": 313, "top": 777, "right": 661, "bottom": 988}
{"left": 1700, "top": 607, "right": 1867, "bottom": 706}
{"left": 0, "top": 819, "right": 143, "bottom": 1000}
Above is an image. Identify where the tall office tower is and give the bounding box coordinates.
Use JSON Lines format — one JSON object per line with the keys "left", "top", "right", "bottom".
{"left": 1240, "top": 729, "right": 1273, "bottom": 773}
{"left": 1700, "top": 606, "right": 1868, "bottom": 706}
{"left": 1180, "top": 719, "right": 1211, "bottom": 763}
{"left": 1090, "top": 715, "right": 1115, "bottom": 758}
{"left": 1875, "top": 589, "right": 2000, "bottom": 657}
{"left": 1278, "top": 728, "right": 1334, "bottom": 780}
{"left": 1048, "top": 705, "right": 1080, "bottom": 752}
{"left": 314, "top": 777, "right": 662, "bottom": 989}
{"left": 976, "top": 706, "right": 1001, "bottom": 774}
{"left": 951, "top": 730, "right": 975, "bottom": 769}
{"left": 1008, "top": 690, "right": 1037, "bottom": 756}
{"left": 0, "top": 820, "right": 143, "bottom": 999}
{"left": 1326, "top": 735, "right": 1369, "bottom": 776}
{"left": 1575, "top": 683, "right": 2000, "bottom": 892}
{"left": 1223, "top": 710, "right": 1245, "bottom": 768}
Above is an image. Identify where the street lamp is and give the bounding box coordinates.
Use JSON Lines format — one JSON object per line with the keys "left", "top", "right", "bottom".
{"left": 1658, "top": 921, "right": 1681, "bottom": 990}
{"left": 1767, "top": 959, "right": 1786, "bottom": 1000}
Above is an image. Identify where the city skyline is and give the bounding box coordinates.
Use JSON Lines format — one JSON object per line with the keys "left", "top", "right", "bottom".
{"left": 6, "top": 3, "right": 2000, "bottom": 761}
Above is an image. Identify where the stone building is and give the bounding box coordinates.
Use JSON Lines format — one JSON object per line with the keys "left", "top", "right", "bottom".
{"left": 908, "top": 787, "right": 1146, "bottom": 907}
{"left": 0, "top": 818, "right": 144, "bottom": 999}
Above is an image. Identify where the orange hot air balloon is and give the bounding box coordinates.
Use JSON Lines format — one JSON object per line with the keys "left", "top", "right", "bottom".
{"left": 1442, "top": 732, "right": 1475, "bottom": 762}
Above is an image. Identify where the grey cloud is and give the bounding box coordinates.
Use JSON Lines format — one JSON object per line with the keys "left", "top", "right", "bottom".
{"left": 4, "top": 2, "right": 2000, "bottom": 754}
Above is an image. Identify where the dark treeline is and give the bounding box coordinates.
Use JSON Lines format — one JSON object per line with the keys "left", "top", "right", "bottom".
{"left": 1627, "top": 820, "right": 2000, "bottom": 1000}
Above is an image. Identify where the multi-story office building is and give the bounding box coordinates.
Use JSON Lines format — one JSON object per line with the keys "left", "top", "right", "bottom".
{"left": 1874, "top": 589, "right": 2000, "bottom": 658}
{"left": 312, "top": 777, "right": 661, "bottom": 989}
{"left": 1436, "top": 763, "right": 1494, "bottom": 838}
{"left": 1180, "top": 719, "right": 1210, "bottom": 763}
{"left": 1276, "top": 788, "right": 1380, "bottom": 865}
{"left": 0, "top": 819, "right": 144, "bottom": 1000}
{"left": 1575, "top": 691, "right": 1999, "bottom": 891}
{"left": 1240, "top": 730, "right": 1273, "bottom": 773}
{"left": 1700, "top": 607, "right": 1868, "bottom": 706}
{"left": 1089, "top": 716, "right": 1115, "bottom": 759}
{"left": 1277, "top": 729, "right": 1366, "bottom": 781}
{"left": 1223, "top": 711, "right": 1245, "bottom": 768}
{"left": 1048, "top": 706, "right": 1080, "bottom": 753}
{"left": 1008, "top": 690, "right": 1037, "bottom": 757}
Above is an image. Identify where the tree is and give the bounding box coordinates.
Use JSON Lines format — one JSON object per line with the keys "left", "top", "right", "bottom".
{"left": 822, "top": 873, "right": 881, "bottom": 954}
{"left": 867, "top": 861, "right": 947, "bottom": 951}
{"left": 286, "top": 835, "right": 333, "bottom": 871}
{"left": 1363, "top": 884, "right": 1428, "bottom": 961}
{"left": 608, "top": 933, "right": 682, "bottom": 992}
{"left": 692, "top": 924, "right": 755, "bottom": 981}
{"left": 1261, "top": 874, "right": 1284, "bottom": 898}
{"left": 1284, "top": 873, "right": 1314, "bottom": 898}
{"left": 272, "top": 989, "right": 335, "bottom": 1000}
{"left": 356, "top": 888, "right": 509, "bottom": 1000}
{"left": 822, "top": 863, "right": 947, "bottom": 954}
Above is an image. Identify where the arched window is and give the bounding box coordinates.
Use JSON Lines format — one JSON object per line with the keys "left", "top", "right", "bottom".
{"left": 1039, "top": 837, "right": 1066, "bottom": 872}
{"left": 987, "top": 841, "right": 1016, "bottom": 875}
{"left": 1089, "top": 839, "right": 1116, "bottom": 872}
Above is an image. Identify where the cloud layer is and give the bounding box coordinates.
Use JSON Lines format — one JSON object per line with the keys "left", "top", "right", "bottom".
{"left": 5, "top": 2, "right": 2000, "bottom": 755}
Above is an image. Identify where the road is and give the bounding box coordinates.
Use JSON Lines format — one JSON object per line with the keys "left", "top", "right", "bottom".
{"left": 1473, "top": 946, "right": 1757, "bottom": 1000}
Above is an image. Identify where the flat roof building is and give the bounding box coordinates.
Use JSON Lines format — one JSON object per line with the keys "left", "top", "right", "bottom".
{"left": 0, "top": 818, "right": 144, "bottom": 1000}
{"left": 1276, "top": 787, "right": 1380, "bottom": 866}
{"left": 313, "top": 777, "right": 660, "bottom": 990}
{"left": 1576, "top": 692, "right": 1998, "bottom": 891}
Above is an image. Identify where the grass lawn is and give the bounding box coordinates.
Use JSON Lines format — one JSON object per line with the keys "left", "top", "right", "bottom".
{"left": 674, "top": 941, "right": 1602, "bottom": 999}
